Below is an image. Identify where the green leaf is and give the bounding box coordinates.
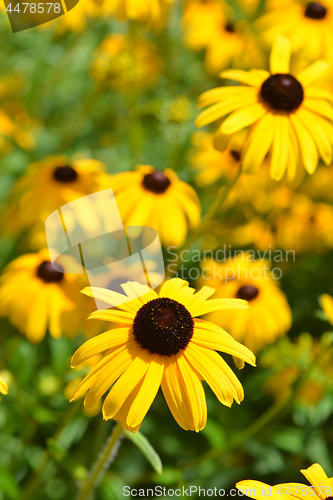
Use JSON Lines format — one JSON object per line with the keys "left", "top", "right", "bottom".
{"left": 0, "top": 465, "right": 20, "bottom": 499}
{"left": 124, "top": 430, "right": 163, "bottom": 474}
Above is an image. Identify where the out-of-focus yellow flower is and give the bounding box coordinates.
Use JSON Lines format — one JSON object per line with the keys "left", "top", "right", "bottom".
{"left": 276, "top": 194, "right": 333, "bottom": 253}
{"left": 108, "top": 165, "right": 201, "bottom": 247}
{"left": 0, "top": 375, "right": 8, "bottom": 401}
{"left": 0, "top": 104, "right": 36, "bottom": 153}
{"left": 200, "top": 257, "right": 292, "bottom": 354}
{"left": 91, "top": 34, "right": 163, "bottom": 91}
{"left": 4, "top": 156, "right": 106, "bottom": 239}
{"left": 224, "top": 219, "right": 276, "bottom": 251}
{"left": 167, "top": 95, "right": 192, "bottom": 123}
{"left": 190, "top": 132, "right": 242, "bottom": 186}
{"left": 108, "top": 0, "right": 175, "bottom": 25}
{"left": 0, "top": 249, "right": 94, "bottom": 343}
{"left": 301, "top": 164, "right": 333, "bottom": 203}
{"left": 70, "top": 278, "right": 255, "bottom": 432}
{"left": 182, "top": 0, "right": 264, "bottom": 74}
{"left": 196, "top": 36, "right": 333, "bottom": 181}
{"left": 320, "top": 293, "right": 333, "bottom": 324}
{"left": 237, "top": 463, "right": 333, "bottom": 499}
{"left": 257, "top": 0, "right": 333, "bottom": 64}
{"left": 262, "top": 333, "right": 333, "bottom": 405}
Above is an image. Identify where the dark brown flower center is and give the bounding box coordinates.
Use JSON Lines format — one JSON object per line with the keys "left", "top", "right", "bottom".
{"left": 225, "top": 22, "right": 235, "bottom": 33}
{"left": 231, "top": 150, "right": 241, "bottom": 161}
{"left": 236, "top": 285, "right": 259, "bottom": 301}
{"left": 142, "top": 171, "right": 171, "bottom": 194}
{"left": 305, "top": 2, "right": 327, "bottom": 19}
{"left": 36, "top": 261, "right": 64, "bottom": 283}
{"left": 260, "top": 74, "right": 304, "bottom": 112}
{"left": 133, "top": 297, "right": 194, "bottom": 356}
{"left": 53, "top": 165, "right": 78, "bottom": 183}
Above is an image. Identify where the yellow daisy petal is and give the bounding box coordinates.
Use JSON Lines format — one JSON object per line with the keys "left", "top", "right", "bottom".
{"left": 290, "top": 113, "right": 318, "bottom": 174}
{"left": 297, "top": 61, "right": 331, "bottom": 86}
{"left": 242, "top": 113, "right": 275, "bottom": 173}
{"left": 220, "top": 69, "right": 269, "bottom": 87}
{"left": 270, "top": 36, "right": 291, "bottom": 74}
{"left": 270, "top": 114, "right": 290, "bottom": 180}
{"left": 221, "top": 103, "right": 267, "bottom": 135}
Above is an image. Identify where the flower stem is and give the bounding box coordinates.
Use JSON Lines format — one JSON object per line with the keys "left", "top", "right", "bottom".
{"left": 183, "top": 169, "right": 241, "bottom": 253}
{"left": 76, "top": 422, "right": 124, "bottom": 500}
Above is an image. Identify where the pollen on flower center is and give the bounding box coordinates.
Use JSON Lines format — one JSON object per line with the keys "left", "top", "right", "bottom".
{"left": 260, "top": 74, "right": 304, "bottom": 112}
{"left": 236, "top": 285, "right": 259, "bottom": 301}
{"left": 132, "top": 297, "right": 194, "bottom": 356}
{"left": 142, "top": 171, "right": 171, "bottom": 194}
{"left": 304, "top": 2, "right": 327, "bottom": 19}
{"left": 36, "top": 261, "right": 64, "bottom": 283}
{"left": 53, "top": 165, "right": 78, "bottom": 183}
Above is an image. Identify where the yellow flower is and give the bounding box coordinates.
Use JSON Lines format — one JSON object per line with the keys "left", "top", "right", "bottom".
{"left": 200, "top": 258, "right": 292, "bottom": 353}
{"left": 108, "top": 0, "right": 175, "bottom": 25}
{"left": 91, "top": 34, "right": 162, "bottom": 91}
{"left": 0, "top": 375, "right": 8, "bottom": 401}
{"left": 276, "top": 194, "right": 333, "bottom": 253}
{"left": 237, "top": 463, "right": 333, "bottom": 500}
{"left": 109, "top": 165, "right": 201, "bottom": 247}
{"left": 70, "top": 278, "right": 256, "bottom": 432}
{"left": 0, "top": 249, "right": 93, "bottom": 343}
{"left": 257, "top": 0, "right": 333, "bottom": 64}
{"left": 190, "top": 132, "right": 242, "bottom": 186}
{"left": 182, "top": 0, "right": 264, "bottom": 74}
{"left": 196, "top": 36, "right": 333, "bottom": 181}
{"left": 320, "top": 293, "right": 333, "bottom": 324}
{"left": 4, "top": 156, "right": 106, "bottom": 238}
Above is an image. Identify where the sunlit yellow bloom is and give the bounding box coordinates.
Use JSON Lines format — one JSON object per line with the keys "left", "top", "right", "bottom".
{"left": 4, "top": 156, "right": 106, "bottom": 238}
{"left": 190, "top": 132, "right": 242, "bottom": 186}
{"left": 91, "top": 34, "right": 162, "bottom": 91}
{"left": 257, "top": 0, "right": 333, "bottom": 64}
{"left": 196, "top": 36, "right": 333, "bottom": 181}
{"left": 109, "top": 0, "right": 175, "bottom": 25}
{"left": 70, "top": 278, "right": 256, "bottom": 432}
{"left": 0, "top": 105, "right": 36, "bottom": 153}
{"left": 0, "top": 249, "right": 93, "bottom": 343}
{"left": 182, "top": 0, "right": 264, "bottom": 74}
{"left": 222, "top": 219, "right": 276, "bottom": 251}
{"left": 276, "top": 194, "right": 333, "bottom": 253}
{"left": 320, "top": 293, "right": 333, "bottom": 324}
{"left": 200, "top": 257, "right": 292, "bottom": 353}
{"left": 262, "top": 333, "right": 333, "bottom": 405}
{"left": 109, "top": 165, "right": 201, "bottom": 247}
{"left": 237, "top": 463, "right": 333, "bottom": 500}
{"left": 0, "top": 375, "right": 8, "bottom": 401}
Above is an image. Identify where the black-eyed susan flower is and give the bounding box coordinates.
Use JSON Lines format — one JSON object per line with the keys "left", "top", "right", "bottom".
{"left": 109, "top": 165, "right": 201, "bottom": 247}
{"left": 91, "top": 34, "right": 163, "bottom": 91}
{"left": 190, "top": 131, "right": 242, "bottom": 186}
{"left": 237, "top": 463, "right": 333, "bottom": 500}
{"left": 0, "top": 250, "right": 93, "bottom": 343}
{"left": 0, "top": 375, "right": 8, "bottom": 401}
{"left": 70, "top": 278, "right": 256, "bottom": 432}
{"left": 257, "top": 0, "right": 333, "bottom": 64}
{"left": 196, "top": 36, "right": 333, "bottom": 181}
{"left": 4, "top": 156, "right": 106, "bottom": 242}
{"left": 276, "top": 194, "right": 333, "bottom": 253}
{"left": 200, "top": 258, "right": 292, "bottom": 353}
{"left": 182, "top": 0, "right": 264, "bottom": 74}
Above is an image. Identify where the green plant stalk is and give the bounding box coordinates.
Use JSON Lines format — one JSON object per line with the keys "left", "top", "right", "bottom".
{"left": 21, "top": 401, "right": 81, "bottom": 500}
{"left": 166, "top": 169, "right": 241, "bottom": 278}
{"left": 76, "top": 422, "right": 124, "bottom": 500}
{"left": 180, "top": 376, "right": 305, "bottom": 472}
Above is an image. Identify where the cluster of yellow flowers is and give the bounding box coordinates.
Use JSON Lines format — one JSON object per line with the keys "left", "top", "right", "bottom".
{"left": 1, "top": 0, "right": 333, "bottom": 470}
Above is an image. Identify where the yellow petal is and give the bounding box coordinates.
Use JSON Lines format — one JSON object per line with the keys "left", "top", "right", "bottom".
{"left": 301, "top": 464, "right": 330, "bottom": 499}
{"left": 195, "top": 92, "right": 257, "bottom": 128}
{"left": 270, "top": 36, "right": 291, "bottom": 74}
{"left": 303, "top": 98, "right": 333, "bottom": 121}
{"left": 242, "top": 113, "right": 275, "bottom": 174}
{"left": 297, "top": 61, "right": 330, "bottom": 86}
{"left": 81, "top": 286, "right": 140, "bottom": 312}
{"left": 270, "top": 115, "right": 290, "bottom": 181}
{"left": 297, "top": 108, "right": 332, "bottom": 165}
{"left": 220, "top": 69, "right": 269, "bottom": 87}
{"left": 290, "top": 113, "right": 318, "bottom": 174}
{"left": 197, "top": 87, "right": 257, "bottom": 108}
{"left": 189, "top": 298, "right": 248, "bottom": 317}
{"left": 221, "top": 104, "right": 266, "bottom": 135}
